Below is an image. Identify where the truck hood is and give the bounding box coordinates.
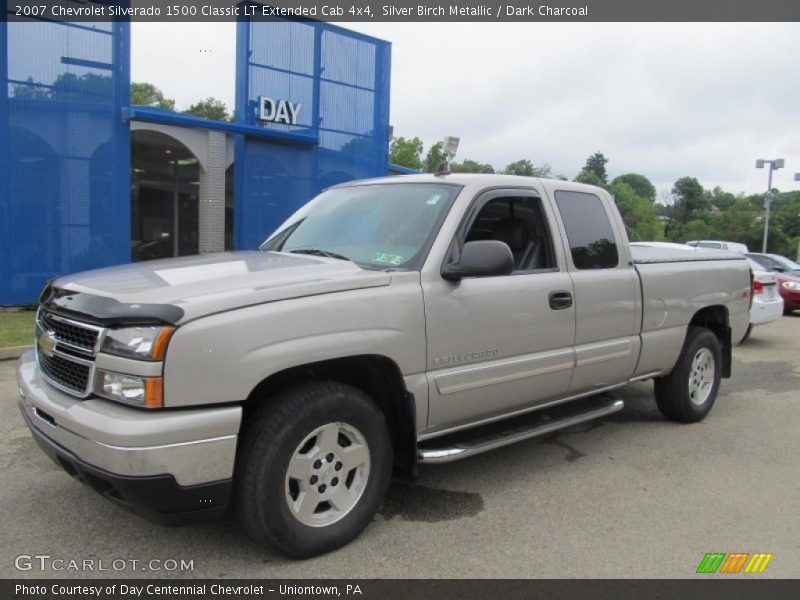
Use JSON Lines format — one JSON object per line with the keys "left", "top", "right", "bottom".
{"left": 49, "top": 251, "right": 392, "bottom": 323}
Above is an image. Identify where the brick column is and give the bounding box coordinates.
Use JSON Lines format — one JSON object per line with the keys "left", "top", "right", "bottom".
{"left": 198, "top": 130, "right": 227, "bottom": 253}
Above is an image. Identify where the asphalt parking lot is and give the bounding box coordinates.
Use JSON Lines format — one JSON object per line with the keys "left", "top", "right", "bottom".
{"left": 1, "top": 316, "right": 798, "bottom": 579}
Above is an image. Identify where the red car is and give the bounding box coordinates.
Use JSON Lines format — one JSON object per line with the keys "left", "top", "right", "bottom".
{"left": 777, "top": 273, "right": 800, "bottom": 314}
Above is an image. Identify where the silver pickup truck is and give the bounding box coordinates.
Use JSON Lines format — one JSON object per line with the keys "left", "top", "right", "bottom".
{"left": 18, "top": 174, "right": 751, "bottom": 557}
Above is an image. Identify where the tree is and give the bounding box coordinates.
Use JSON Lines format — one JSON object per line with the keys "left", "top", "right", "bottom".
{"left": 708, "top": 186, "right": 737, "bottom": 212}
{"left": 578, "top": 152, "right": 609, "bottom": 184}
{"left": 424, "top": 142, "right": 446, "bottom": 173}
{"left": 184, "top": 97, "right": 230, "bottom": 121}
{"left": 450, "top": 159, "right": 495, "bottom": 174}
{"left": 574, "top": 170, "right": 605, "bottom": 186}
{"left": 130, "top": 82, "right": 175, "bottom": 110}
{"left": 611, "top": 173, "right": 656, "bottom": 203}
{"left": 503, "top": 159, "right": 554, "bottom": 177}
{"left": 609, "top": 182, "right": 664, "bottom": 241}
{"left": 389, "top": 136, "right": 423, "bottom": 170}
{"left": 670, "top": 176, "right": 709, "bottom": 223}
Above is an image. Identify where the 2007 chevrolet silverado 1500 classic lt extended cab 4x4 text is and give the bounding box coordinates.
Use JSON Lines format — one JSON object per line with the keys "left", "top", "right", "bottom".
{"left": 18, "top": 174, "right": 751, "bottom": 557}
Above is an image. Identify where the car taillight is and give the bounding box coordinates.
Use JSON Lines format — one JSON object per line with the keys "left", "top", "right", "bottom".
{"left": 753, "top": 279, "right": 764, "bottom": 294}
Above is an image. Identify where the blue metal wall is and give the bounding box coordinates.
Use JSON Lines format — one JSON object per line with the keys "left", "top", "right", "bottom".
{"left": 0, "top": 10, "right": 130, "bottom": 305}
{"left": 234, "top": 16, "right": 391, "bottom": 249}
{"left": 1, "top": 10, "right": 390, "bottom": 304}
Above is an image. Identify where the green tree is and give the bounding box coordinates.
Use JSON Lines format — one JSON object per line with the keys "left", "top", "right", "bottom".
{"left": 667, "top": 219, "right": 715, "bottom": 243}
{"left": 578, "top": 152, "right": 609, "bottom": 184}
{"left": 611, "top": 173, "right": 656, "bottom": 203}
{"left": 503, "top": 159, "right": 554, "bottom": 177}
{"left": 184, "top": 97, "right": 230, "bottom": 121}
{"left": 130, "top": 82, "right": 175, "bottom": 110}
{"left": 450, "top": 159, "right": 495, "bottom": 174}
{"left": 424, "top": 142, "right": 446, "bottom": 173}
{"left": 388, "top": 136, "right": 423, "bottom": 170}
{"left": 574, "top": 169, "right": 605, "bottom": 187}
{"left": 609, "top": 182, "right": 664, "bottom": 241}
{"left": 708, "top": 186, "right": 738, "bottom": 212}
{"left": 670, "top": 176, "right": 709, "bottom": 223}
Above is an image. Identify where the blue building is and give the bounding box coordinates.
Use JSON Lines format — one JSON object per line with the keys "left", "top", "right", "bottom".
{"left": 1, "top": 8, "right": 396, "bottom": 305}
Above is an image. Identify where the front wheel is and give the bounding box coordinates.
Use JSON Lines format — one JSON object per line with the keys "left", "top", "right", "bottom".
{"left": 236, "top": 381, "right": 392, "bottom": 558}
{"left": 654, "top": 326, "right": 722, "bottom": 423}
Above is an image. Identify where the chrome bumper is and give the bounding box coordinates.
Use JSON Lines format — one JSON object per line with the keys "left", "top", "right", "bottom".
{"left": 17, "top": 350, "right": 241, "bottom": 486}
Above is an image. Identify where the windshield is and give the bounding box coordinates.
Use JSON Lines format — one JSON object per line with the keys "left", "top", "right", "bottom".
{"left": 259, "top": 183, "right": 459, "bottom": 269}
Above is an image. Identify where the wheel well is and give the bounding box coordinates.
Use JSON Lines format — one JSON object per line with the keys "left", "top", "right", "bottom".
{"left": 689, "top": 306, "right": 732, "bottom": 377}
{"left": 243, "top": 355, "right": 418, "bottom": 477}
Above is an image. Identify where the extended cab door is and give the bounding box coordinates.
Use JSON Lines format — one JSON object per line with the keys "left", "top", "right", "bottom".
{"left": 421, "top": 188, "right": 576, "bottom": 433}
{"left": 547, "top": 186, "right": 641, "bottom": 393}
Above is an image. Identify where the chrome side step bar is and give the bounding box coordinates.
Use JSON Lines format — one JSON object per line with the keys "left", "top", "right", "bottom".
{"left": 418, "top": 398, "right": 624, "bottom": 464}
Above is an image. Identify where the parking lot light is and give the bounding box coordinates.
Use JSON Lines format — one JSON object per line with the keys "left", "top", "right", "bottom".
{"left": 756, "top": 159, "right": 784, "bottom": 253}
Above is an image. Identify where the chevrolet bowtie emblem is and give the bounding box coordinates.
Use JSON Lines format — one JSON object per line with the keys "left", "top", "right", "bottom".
{"left": 38, "top": 330, "right": 57, "bottom": 357}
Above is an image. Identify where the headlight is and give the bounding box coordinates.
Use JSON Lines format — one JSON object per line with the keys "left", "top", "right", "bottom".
{"left": 781, "top": 281, "right": 800, "bottom": 291}
{"left": 101, "top": 326, "right": 174, "bottom": 360}
{"left": 95, "top": 370, "right": 163, "bottom": 408}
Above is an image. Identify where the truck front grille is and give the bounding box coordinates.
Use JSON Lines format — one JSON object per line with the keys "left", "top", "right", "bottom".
{"left": 35, "top": 310, "right": 104, "bottom": 398}
{"left": 37, "top": 347, "right": 91, "bottom": 394}
{"left": 39, "top": 311, "right": 99, "bottom": 352}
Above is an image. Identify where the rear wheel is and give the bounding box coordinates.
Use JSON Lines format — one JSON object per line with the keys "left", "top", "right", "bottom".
{"left": 654, "top": 326, "right": 722, "bottom": 423}
{"left": 236, "top": 381, "right": 392, "bottom": 557}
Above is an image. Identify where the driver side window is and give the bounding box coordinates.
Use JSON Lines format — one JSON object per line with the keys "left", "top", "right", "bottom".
{"left": 465, "top": 196, "right": 556, "bottom": 272}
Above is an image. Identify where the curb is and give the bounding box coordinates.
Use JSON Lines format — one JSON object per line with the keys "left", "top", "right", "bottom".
{"left": 0, "top": 346, "right": 32, "bottom": 361}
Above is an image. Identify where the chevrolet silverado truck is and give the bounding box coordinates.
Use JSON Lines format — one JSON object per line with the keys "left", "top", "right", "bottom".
{"left": 18, "top": 174, "right": 751, "bottom": 557}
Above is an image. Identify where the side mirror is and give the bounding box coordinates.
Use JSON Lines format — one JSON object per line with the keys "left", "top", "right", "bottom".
{"left": 442, "top": 240, "right": 514, "bottom": 281}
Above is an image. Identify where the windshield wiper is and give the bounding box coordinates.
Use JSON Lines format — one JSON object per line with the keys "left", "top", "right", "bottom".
{"left": 289, "top": 248, "right": 351, "bottom": 261}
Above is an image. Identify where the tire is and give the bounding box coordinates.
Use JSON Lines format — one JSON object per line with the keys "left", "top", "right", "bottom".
{"left": 654, "top": 326, "right": 722, "bottom": 423}
{"left": 235, "top": 381, "right": 392, "bottom": 558}
{"left": 740, "top": 323, "right": 753, "bottom": 343}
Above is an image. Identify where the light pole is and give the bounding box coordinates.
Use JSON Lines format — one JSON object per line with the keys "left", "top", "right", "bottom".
{"left": 756, "top": 158, "right": 784, "bottom": 253}
{"left": 796, "top": 173, "right": 800, "bottom": 260}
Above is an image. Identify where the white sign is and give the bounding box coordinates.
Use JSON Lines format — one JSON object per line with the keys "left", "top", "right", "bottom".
{"left": 258, "top": 96, "right": 301, "bottom": 125}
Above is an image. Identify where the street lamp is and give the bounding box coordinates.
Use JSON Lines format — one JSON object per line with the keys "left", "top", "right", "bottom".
{"left": 755, "top": 158, "right": 784, "bottom": 253}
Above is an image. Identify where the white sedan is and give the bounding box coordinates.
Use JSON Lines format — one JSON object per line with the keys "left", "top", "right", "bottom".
{"left": 743, "top": 257, "right": 784, "bottom": 341}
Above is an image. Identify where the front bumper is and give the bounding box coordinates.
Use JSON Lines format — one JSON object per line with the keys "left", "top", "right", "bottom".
{"left": 17, "top": 350, "right": 242, "bottom": 524}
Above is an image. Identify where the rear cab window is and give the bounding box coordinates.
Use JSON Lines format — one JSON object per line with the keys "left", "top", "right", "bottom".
{"left": 554, "top": 190, "right": 619, "bottom": 270}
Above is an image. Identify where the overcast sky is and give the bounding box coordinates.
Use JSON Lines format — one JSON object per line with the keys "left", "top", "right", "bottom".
{"left": 132, "top": 22, "right": 800, "bottom": 199}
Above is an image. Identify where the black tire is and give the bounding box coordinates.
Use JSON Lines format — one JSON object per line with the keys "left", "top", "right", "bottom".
{"left": 235, "top": 380, "right": 392, "bottom": 558}
{"left": 740, "top": 323, "right": 753, "bottom": 343}
{"left": 654, "top": 326, "right": 722, "bottom": 423}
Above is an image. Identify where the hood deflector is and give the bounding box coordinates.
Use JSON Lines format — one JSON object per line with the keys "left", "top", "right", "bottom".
{"left": 40, "top": 283, "right": 184, "bottom": 326}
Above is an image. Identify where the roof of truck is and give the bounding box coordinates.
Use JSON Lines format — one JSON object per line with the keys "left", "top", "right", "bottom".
{"left": 333, "top": 173, "right": 605, "bottom": 194}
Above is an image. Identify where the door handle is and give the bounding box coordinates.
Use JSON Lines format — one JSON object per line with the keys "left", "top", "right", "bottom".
{"left": 549, "top": 290, "right": 573, "bottom": 310}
